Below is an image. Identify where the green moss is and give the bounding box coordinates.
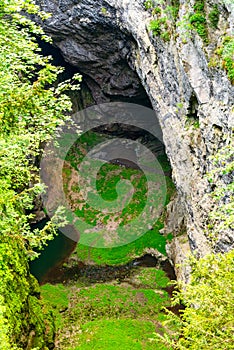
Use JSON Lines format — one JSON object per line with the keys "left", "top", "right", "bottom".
{"left": 135, "top": 268, "right": 170, "bottom": 289}
{"left": 213, "top": 36, "right": 234, "bottom": 84}
{"left": 65, "top": 284, "right": 169, "bottom": 323}
{"left": 64, "top": 130, "right": 175, "bottom": 260}
{"left": 189, "top": 0, "right": 208, "bottom": 43}
{"left": 76, "top": 221, "right": 172, "bottom": 266}
{"left": 41, "top": 266, "right": 175, "bottom": 349}
{"left": 208, "top": 4, "right": 219, "bottom": 29}
{"left": 70, "top": 319, "right": 168, "bottom": 350}
{"left": 0, "top": 237, "right": 55, "bottom": 349}
{"left": 41, "top": 284, "right": 69, "bottom": 329}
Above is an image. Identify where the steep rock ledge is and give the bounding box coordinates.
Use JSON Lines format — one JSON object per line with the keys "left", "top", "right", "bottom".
{"left": 36, "top": 0, "right": 234, "bottom": 279}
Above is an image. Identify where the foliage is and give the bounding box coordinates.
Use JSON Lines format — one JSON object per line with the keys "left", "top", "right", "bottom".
{"left": 41, "top": 284, "right": 69, "bottom": 328}
{"left": 41, "top": 267, "right": 173, "bottom": 349}
{"left": 0, "top": 297, "right": 11, "bottom": 350}
{"left": 207, "top": 135, "right": 234, "bottom": 237}
{"left": 209, "top": 35, "right": 234, "bottom": 84}
{"left": 208, "top": 4, "right": 219, "bottom": 28}
{"left": 0, "top": 0, "right": 80, "bottom": 348}
{"left": 70, "top": 319, "right": 168, "bottom": 350}
{"left": 0, "top": 236, "right": 55, "bottom": 349}
{"left": 149, "top": 17, "right": 168, "bottom": 38}
{"left": 76, "top": 223, "right": 173, "bottom": 266}
{"left": 189, "top": 0, "right": 208, "bottom": 43}
{"left": 176, "top": 251, "right": 234, "bottom": 349}
{"left": 145, "top": 1, "right": 179, "bottom": 42}
{"left": 154, "top": 137, "right": 234, "bottom": 349}
{"left": 63, "top": 130, "right": 175, "bottom": 265}
{"left": 144, "top": 0, "right": 156, "bottom": 11}
{"left": 218, "top": 36, "right": 234, "bottom": 84}
{"left": 135, "top": 268, "right": 169, "bottom": 289}
{"left": 157, "top": 250, "right": 234, "bottom": 349}
{"left": 0, "top": 0, "right": 81, "bottom": 257}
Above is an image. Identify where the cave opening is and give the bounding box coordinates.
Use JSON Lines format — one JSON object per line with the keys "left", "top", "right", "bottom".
{"left": 30, "top": 37, "right": 176, "bottom": 284}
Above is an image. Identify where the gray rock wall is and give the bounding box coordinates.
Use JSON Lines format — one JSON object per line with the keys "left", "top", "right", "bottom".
{"left": 36, "top": 0, "right": 234, "bottom": 278}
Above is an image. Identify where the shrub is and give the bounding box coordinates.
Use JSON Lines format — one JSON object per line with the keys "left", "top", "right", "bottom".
{"left": 208, "top": 4, "right": 219, "bottom": 28}
{"left": 155, "top": 250, "right": 234, "bottom": 349}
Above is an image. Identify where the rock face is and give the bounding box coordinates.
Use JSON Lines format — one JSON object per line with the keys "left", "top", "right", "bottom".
{"left": 0, "top": 236, "right": 55, "bottom": 349}
{"left": 36, "top": 0, "right": 234, "bottom": 278}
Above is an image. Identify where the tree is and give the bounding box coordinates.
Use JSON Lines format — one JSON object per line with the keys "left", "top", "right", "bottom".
{"left": 0, "top": 0, "right": 81, "bottom": 257}
{"left": 0, "top": 0, "right": 81, "bottom": 347}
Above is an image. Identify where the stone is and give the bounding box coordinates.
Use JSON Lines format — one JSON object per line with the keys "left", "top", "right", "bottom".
{"left": 35, "top": 0, "right": 234, "bottom": 280}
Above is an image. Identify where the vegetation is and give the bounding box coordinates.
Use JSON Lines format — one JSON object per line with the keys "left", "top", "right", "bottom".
{"left": 209, "top": 35, "right": 234, "bottom": 84}
{"left": 189, "top": 0, "right": 208, "bottom": 43}
{"left": 145, "top": 1, "right": 233, "bottom": 84}
{"left": 0, "top": 0, "right": 233, "bottom": 349}
{"left": 155, "top": 250, "right": 234, "bottom": 349}
{"left": 41, "top": 266, "right": 173, "bottom": 349}
{"left": 208, "top": 4, "right": 219, "bottom": 28}
{"left": 144, "top": 1, "right": 179, "bottom": 42}
{"left": 217, "top": 36, "right": 234, "bottom": 84}
{"left": 0, "top": 0, "right": 81, "bottom": 260}
{"left": 0, "top": 0, "right": 80, "bottom": 348}
{"left": 207, "top": 135, "right": 234, "bottom": 239}
{"left": 62, "top": 130, "right": 175, "bottom": 265}
{"left": 154, "top": 135, "right": 234, "bottom": 349}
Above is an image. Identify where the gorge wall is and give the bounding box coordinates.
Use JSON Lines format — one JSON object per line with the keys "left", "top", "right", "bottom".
{"left": 36, "top": 0, "right": 234, "bottom": 280}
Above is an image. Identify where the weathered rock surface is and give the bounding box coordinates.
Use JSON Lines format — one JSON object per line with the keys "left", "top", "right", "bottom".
{"left": 36, "top": 0, "right": 234, "bottom": 278}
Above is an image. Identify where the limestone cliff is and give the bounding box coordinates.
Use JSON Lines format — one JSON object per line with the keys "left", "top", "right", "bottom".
{"left": 36, "top": 0, "right": 234, "bottom": 279}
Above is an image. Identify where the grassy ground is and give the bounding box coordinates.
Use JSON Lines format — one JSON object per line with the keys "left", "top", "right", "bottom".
{"left": 42, "top": 131, "right": 177, "bottom": 348}
{"left": 62, "top": 131, "right": 175, "bottom": 265}
{"left": 41, "top": 267, "right": 175, "bottom": 349}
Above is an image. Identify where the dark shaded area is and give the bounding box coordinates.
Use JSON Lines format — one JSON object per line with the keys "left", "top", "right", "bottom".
{"left": 38, "top": 38, "right": 80, "bottom": 79}
{"left": 188, "top": 92, "right": 199, "bottom": 119}
{"left": 38, "top": 253, "right": 173, "bottom": 286}
{"left": 29, "top": 219, "right": 76, "bottom": 283}
{"left": 37, "top": 37, "right": 152, "bottom": 107}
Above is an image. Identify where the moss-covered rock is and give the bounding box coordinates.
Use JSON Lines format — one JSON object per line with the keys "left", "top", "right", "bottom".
{"left": 0, "top": 236, "right": 55, "bottom": 349}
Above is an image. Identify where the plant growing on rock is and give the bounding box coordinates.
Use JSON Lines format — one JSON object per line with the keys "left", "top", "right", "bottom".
{"left": 153, "top": 249, "right": 234, "bottom": 349}
{"left": 145, "top": 1, "right": 179, "bottom": 41}
{"left": 189, "top": 0, "right": 208, "bottom": 43}
{"left": 0, "top": 0, "right": 81, "bottom": 347}
{"left": 207, "top": 135, "right": 234, "bottom": 238}
{"left": 208, "top": 4, "right": 220, "bottom": 28}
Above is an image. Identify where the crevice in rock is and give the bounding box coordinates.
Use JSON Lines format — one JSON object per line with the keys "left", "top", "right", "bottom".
{"left": 188, "top": 92, "right": 199, "bottom": 119}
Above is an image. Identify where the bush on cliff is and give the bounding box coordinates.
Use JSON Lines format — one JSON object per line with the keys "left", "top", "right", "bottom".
{"left": 0, "top": 0, "right": 80, "bottom": 348}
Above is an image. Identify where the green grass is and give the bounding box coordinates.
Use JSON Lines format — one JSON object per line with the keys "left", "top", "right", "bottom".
{"left": 63, "top": 130, "right": 175, "bottom": 262}
{"left": 68, "top": 284, "right": 169, "bottom": 323}
{"left": 136, "top": 268, "right": 170, "bottom": 289}
{"left": 69, "top": 319, "right": 168, "bottom": 350}
{"left": 40, "top": 284, "right": 69, "bottom": 328}
{"left": 75, "top": 222, "right": 172, "bottom": 266}
{"left": 40, "top": 269, "right": 175, "bottom": 349}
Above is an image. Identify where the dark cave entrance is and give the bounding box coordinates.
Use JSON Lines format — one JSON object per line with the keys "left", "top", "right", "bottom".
{"left": 30, "top": 39, "right": 175, "bottom": 284}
